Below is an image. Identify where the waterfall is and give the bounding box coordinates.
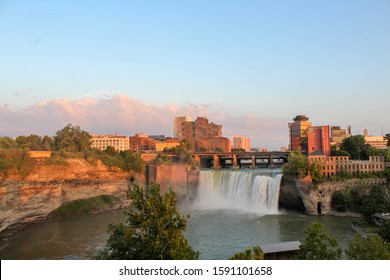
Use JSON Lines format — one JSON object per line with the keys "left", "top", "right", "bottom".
{"left": 194, "top": 169, "right": 282, "bottom": 215}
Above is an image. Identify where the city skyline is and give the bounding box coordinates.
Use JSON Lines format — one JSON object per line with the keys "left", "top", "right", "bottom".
{"left": 1, "top": 1, "right": 389, "bottom": 149}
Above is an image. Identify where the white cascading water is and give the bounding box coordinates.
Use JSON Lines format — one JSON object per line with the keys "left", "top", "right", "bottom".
{"left": 194, "top": 170, "right": 283, "bottom": 215}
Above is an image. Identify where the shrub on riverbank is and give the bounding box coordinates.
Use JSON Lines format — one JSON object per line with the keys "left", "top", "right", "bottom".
{"left": 50, "top": 195, "right": 121, "bottom": 218}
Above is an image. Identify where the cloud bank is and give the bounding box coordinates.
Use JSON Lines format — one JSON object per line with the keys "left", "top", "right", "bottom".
{"left": 0, "top": 95, "right": 288, "bottom": 149}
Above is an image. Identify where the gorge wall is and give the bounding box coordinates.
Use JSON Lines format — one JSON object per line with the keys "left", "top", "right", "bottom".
{"left": 280, "top": 176, "right": 387, "bottom": 215}
{"left": 0, "top": 160, "right": 199, "bottom": 236}
{"left": 0, "top": 159, "right": 135, "bottom": 234}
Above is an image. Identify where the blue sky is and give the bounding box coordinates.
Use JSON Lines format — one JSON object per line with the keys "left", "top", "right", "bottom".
{"left": 0, "top": 0, "right": 389, "bottom": 149}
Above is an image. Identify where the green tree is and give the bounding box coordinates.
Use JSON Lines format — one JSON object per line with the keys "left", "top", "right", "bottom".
{"left": 15, "top": 134, "right": 43, "bottom": 150}
{"left": 298, "top": 222, "right": 342, "bottom": 260}
{"left": 228, "top": 246, "right": 264, "bottom": 260}
{"left": 340, "top": 135, "right": 368, "bottom": 160}
{"left": 379, "top": 221, "right": 390, "bottom": 243}
{"left": 95, "top": 183, "right": 199, "bottom": 260}
{"left": 330, "top": 144, "right": 351, "bottom": 157}
{"left": 282, "top": 151, "right": 308, "bottom": 178}
{"left": 360, "top": 185, "right": 390, "bottom": 222}
{"left": 300, "top": 129, "right": 308, "bottom": 155}
{"left": 385, "top": 133, "right": 390, "bottom": 147}
{"left": 42, "top": 135, "right": 54, "bottom": 151}
{"left": 331, "top": 191, "right": 352, "bottom": 212}
{"left": 346, "top": 234, "right": 390, "bottom": 260}
{"left": 119, "top": 150, "right": 145, "bottom": 173}
{"left": 53, "top": 124, "right": 92, "bottom": 153}
{"left": 0, "top": 136, "right": 16, "bottom": 149}
{"left": 309, "top": 160, "right": 324, "bottom": 182}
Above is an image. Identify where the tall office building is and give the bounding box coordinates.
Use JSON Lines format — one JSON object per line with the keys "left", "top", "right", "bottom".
{"left": 307, "top": 125, "right": 331, "bottom": 156}
{"left": 173, "top": 116, "right": 192, "bottom": 139}
{"left": 288, "top": 115, "right": 312, "bottom": 151}
{"left": 181, "top": 116, "right": 229, "bottom": 152}
{"left": 233, "top": 136, "right": 251, "bottom": 151}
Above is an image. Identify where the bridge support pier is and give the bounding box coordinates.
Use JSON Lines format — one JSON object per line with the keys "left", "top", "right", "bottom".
{"left": 213, "top": 155, "right": 221, "bottom": 169}
{"left": 233, "top": 155, "right": 239, "bottom": 169}
{"left": 268, "top": 154, "right": 274, "bottom": 168}
{"left": 251, "top": 155, "right": 256, "bottom": 168}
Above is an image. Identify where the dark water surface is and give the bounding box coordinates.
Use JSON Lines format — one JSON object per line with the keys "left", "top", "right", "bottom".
{"left": 0, "top": 208, "right": 355, "bottom": 260}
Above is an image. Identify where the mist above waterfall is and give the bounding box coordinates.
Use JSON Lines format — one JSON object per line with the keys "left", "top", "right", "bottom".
{"left": 193, "top": 169, "right": 282, "bottom": 215}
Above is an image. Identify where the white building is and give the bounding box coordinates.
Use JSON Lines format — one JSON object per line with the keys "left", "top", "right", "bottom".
{"left": 90, "top": 134, "right": 130, "bottom": 151}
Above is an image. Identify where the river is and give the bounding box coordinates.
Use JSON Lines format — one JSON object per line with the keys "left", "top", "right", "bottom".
{"left": 0, "top": 208, "right": 355, "bottom": 260}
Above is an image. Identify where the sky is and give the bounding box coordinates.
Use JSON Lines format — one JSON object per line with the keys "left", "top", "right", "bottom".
{"left": 0, "top": 0, "right": 389, "bottom": 150}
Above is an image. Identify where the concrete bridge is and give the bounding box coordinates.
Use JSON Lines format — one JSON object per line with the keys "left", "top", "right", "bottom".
{"left": 193, "top": 151, "right": 290, "bottom": 169}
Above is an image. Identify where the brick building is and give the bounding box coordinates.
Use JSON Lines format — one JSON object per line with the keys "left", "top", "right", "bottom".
{"left": 155, "top": 139, "right": 181, "bottom": 152}
{"left": 181, "top": 117, "right": 230, "bottom": 152}
{"left": 129, "top": 134, "right": 155, "bottom": 151}
{"left": 307, "top": 125, "right": 331, "bottom": 156}
{"left": 173, "top": 116, "right": 192, "bottom": 139}
{"left": 196, "top": 137, "right": 231, "bottom": 153}
{"left": 308, "top": 155, "right": 385, "bottom": 178}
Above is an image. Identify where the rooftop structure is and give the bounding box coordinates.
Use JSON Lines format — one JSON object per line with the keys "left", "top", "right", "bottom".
{"left": 260, "top": 241, "right": 301, "bottom": 260}
{"left": 288, "top": 115, "right": 312, "bottom": 152}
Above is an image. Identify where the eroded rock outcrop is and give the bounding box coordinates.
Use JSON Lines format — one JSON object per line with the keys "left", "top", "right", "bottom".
{"left": 0, "top": 159, "right": 138, "bottom": 234}
{"left": 280, "top": 175, "right": 386, "bottom": 215}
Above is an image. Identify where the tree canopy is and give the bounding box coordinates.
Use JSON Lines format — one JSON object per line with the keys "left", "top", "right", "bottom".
{"left": 282, "top": 151, "right": 308, "bottom": 178}
{"left": 339, "top": 135, "right": 368, "bottom": 160}
{"left": 53, "top": 123, "right": 92, "bottom": 153}
{"left": 346, "top": 234, "right": 390, "bottom": 260}
{"left": 298, "top": 222, "right": 342, "bottom": 260}
{"left": 95, "top": 183, "right": 199, "bottom": 260}
{"left": 228, "top": 246, "right": 264, "bottom": 260}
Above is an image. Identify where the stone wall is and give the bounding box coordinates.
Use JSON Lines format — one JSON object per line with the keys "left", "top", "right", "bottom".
{"left": 147, "top": 164, "right": 199, "bottom": 199}
{"left": 280, "top": 176, "right": 387, "bottom": 215}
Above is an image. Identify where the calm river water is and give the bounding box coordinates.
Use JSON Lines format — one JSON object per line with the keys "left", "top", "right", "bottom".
{"left": 0, "top": 208, "right": 355, "bottom": 260}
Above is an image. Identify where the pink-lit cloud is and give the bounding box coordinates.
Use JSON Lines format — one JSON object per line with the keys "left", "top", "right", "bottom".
{"left": 0, "top": 95, "right": 289, "bottom": 149}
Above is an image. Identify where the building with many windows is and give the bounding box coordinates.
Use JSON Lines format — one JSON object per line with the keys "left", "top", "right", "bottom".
{"left": 364, "top": 129, "right": 388, "bottom": 149}
{"left": 308, "top": 155, "right": 385, "bottom": 178}
{"left": 233, "top": 136, "right": 250, "bottom": 151}
{"left": 129, "top": 134, "right": 156, "bottom": 151}
{"left": 181, "top": 117, "right": 229, "bottom": 152}
{"left": 90, "top": 134, "right": 130, "bottom": 151}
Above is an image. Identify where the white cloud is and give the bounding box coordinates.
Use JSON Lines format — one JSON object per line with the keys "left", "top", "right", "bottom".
{"left": 0, "top": 94, "right": 288, "bottom": 149}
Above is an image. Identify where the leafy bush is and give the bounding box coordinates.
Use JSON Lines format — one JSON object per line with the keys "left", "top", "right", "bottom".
{"left": 51, "top": 195, "right": 120, "bottom": 218}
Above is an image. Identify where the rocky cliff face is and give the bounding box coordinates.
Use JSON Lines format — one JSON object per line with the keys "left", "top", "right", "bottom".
{"left": 280, "top": 176, "right": 387, "bottom": 215}
{"left": 0, "top": 159, "right": 137, "bottom": 233}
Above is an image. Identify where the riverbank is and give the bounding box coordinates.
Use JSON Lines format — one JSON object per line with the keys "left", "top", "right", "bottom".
{"left": 0, "top": 195, "right": 131, "bottom": 251}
